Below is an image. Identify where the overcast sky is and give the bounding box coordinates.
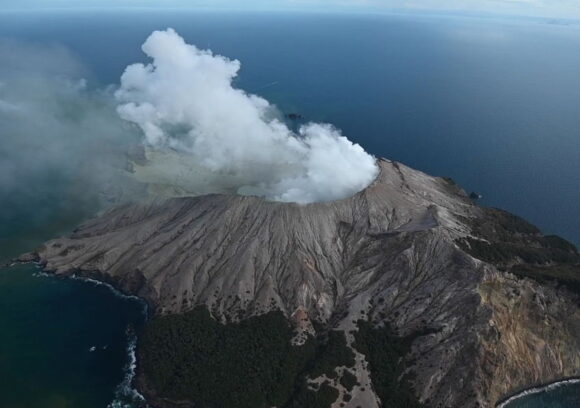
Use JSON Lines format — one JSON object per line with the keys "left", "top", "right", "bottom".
{"left": 2, "top": 0, "right": 580, "bottom": 19}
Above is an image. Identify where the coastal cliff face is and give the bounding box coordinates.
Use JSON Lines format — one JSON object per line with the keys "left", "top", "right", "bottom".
{"left": 26, "top": 159, "right": 580, "bottom": 408}
{"left": 478, "top": 268, "right": 580, "bottom": 405}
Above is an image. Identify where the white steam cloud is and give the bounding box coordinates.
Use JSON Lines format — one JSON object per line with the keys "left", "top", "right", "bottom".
{"left": 115, "top": 29, "right": 378, "bottom": 203}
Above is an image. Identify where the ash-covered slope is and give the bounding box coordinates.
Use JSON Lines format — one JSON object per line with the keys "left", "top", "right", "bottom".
{"left": 27, "top": 159, "right": 580, "bottom": 408}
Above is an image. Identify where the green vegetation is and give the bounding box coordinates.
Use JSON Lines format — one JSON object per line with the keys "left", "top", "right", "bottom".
{"left": 541, "top": 235, "right": 579, "bottom": 254}
{"left": 457, "top": 237, "right": 578, "bottom": 265}
{"left": 456, "top": 207, "right": 580, "bottom": 292}
{"left": 140, "top": 307, "right": 312, "bottom": 407}
{"left": 470, "top": 208, "right": 541, "bottom": 239}
{"left": 309, "top": 330, "right": 356, "bottom": 379}
{"left": 285, "top": 381, "right": 340, "bottom": 408}
{"left": 339, "top": 369, "right": 358, "bottom": 391}
{"left": 353, "top": 320, "right": 423, "bottom": 408}
{"left": 283, "top": 329, "right": 354, "bottom": 408}
{"left": 139, "top": 307, "right": 355, "bottom": 408}
{"left": 511, "top": 264, "right": 580, "bottom": 293}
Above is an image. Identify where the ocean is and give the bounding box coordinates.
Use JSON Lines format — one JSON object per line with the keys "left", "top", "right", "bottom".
{"left": 0, "top": 9, "right": 579, "bottom": 407}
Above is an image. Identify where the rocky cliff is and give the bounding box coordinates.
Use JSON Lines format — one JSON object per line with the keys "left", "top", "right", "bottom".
{"left": 24, "top": 159, "right": 580, "bottom": 408}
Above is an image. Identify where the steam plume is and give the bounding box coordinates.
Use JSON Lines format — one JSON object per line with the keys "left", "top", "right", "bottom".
{"left": 116, "top": 29, "right": 378, "bottom": 203}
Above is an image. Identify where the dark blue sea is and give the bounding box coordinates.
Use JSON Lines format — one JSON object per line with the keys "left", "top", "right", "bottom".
{"left": 0, "top": 10, "right": 579, "bottom": 407}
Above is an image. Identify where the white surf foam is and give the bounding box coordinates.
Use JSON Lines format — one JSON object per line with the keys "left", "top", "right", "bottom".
{"left": 107, "top": 329, "right": 148, "bottom": 408}
{"left": 70, "top": 274, "right": 149, "bottom": 318}
{"left": 496, "top": 378, "right": 580, "bottom": 407}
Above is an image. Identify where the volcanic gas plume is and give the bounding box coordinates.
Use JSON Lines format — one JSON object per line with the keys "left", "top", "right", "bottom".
{"left": 0, "top": 29, "right": 378, "bottom": 208}
{"left": 115, "top": 29, "right": 378, "bottom": 203}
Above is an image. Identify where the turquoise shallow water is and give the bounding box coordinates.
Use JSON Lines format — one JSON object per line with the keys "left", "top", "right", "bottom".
{"left": 0, "top": 10, "right": 578, "bottom": 407}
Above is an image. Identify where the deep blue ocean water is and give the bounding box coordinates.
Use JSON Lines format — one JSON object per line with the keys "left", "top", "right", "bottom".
{"left": 0, "top": 10, "right": 579, "bottom": 407}
{"left": 0, "top": 264, "right": 146, "bottom": 408}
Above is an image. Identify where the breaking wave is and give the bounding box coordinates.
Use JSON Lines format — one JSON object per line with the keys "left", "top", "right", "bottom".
{"left": 496, "top": 378, "right": 580, "bottom": 407}
{"left": 107, "top": 328, "right": 148, "bottom": 408}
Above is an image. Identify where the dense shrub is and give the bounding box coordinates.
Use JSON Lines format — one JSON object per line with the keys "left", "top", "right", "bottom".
{"left": 353, "top": 320, "right": 423, "bottom": 408}
{"left": 309, "top": 330, "right": 356, "bottom": 379}
{"left": 140, "top": 307, "right": 315, "bottom": 408}
{"left": 460, "top": 206, "right": 579, "bottom": 272}
{"left": 541, "top": 235, "right": 579, "bottom": 254}
{"left": 285, "top": 380, "right": 339, "bottom": 408}
{"left": 339, "top": 369, "right": 359, "bottom": 391}
{"left": 511, "top": 264, "right": 580, "bottom": 293}
{"left": 457, "top": 237, "right": 578, "bottom": 266}
{"left": 139, "top": 307, "right": 355, "bottom": 408}
{"left": 457, "top": 210, "right": 580, "bottom": 293}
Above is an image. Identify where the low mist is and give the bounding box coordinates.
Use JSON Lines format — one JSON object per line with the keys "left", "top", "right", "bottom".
{"left": 0, "top": 39, "right": 141, "bottom": 253}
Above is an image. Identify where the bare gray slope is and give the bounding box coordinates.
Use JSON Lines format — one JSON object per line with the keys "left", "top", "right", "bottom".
{"left": 29, "top": 159, "right": 580, "bottom": 408}
{"left": 35, "top": 159, "right": 475, "bottom": 317}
